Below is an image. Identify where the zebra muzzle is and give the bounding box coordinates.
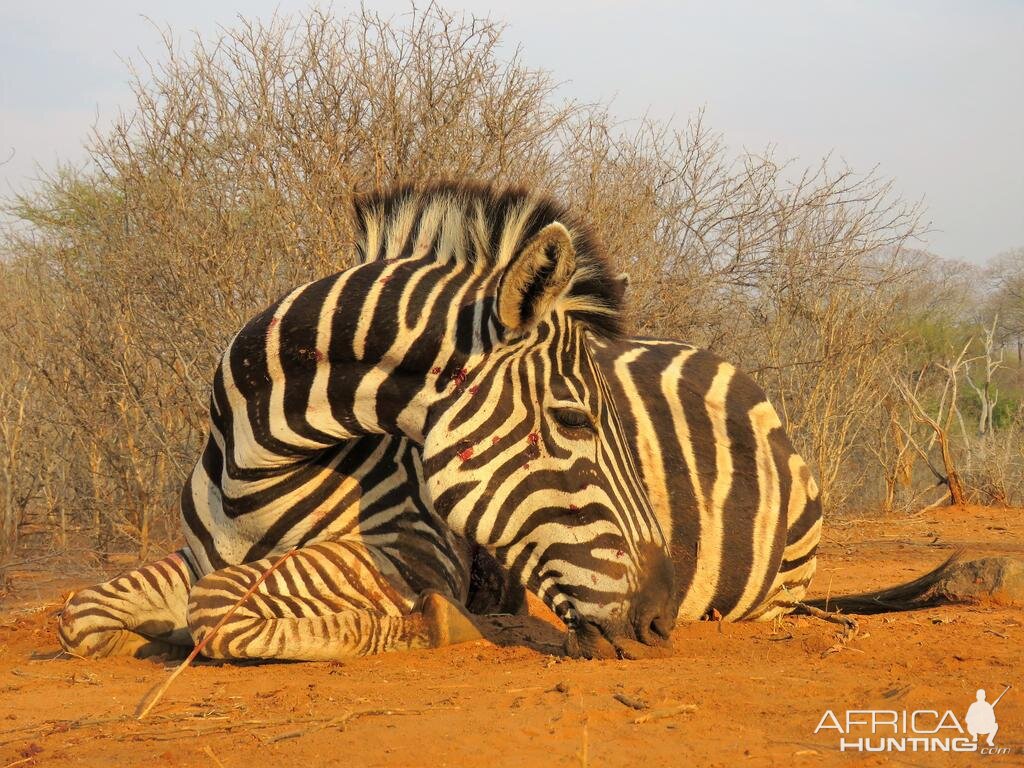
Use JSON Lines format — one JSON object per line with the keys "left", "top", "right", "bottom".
{"left": 563, "top": 617, "right": 675, "bottom": 661}
{"left": 561, "top": 545, "right": 677, "bottom": 660}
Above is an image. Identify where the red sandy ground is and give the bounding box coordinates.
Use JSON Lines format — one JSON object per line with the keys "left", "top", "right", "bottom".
{"left": 0, "top": 505, "right": 1021, "bottom": 767}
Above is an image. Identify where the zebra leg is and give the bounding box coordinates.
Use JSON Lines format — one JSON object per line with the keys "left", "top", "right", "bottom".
{"left": 187, "top": 540, "right": 482, "bottom": 661}
{"left": 58, "top": 550, "right": 196, "bottom": 659}
{"left": 466, "top": 545, "right": 528, "bottom": 616}
{"left": 744, "top": 496, "right": 822, "bottom": 622}
{"left": 745, "top": 550, "right": 820, "bottom": 622}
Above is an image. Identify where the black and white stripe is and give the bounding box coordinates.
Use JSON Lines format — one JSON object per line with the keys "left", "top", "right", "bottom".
{"left": 60, "top": 183, "right": 676, "bottom": 661}
{"left": 57, "top": 334, "right": 823, "bottom": 662}
{"left": 591, "top": 337, "right": 821, "bottom": 622}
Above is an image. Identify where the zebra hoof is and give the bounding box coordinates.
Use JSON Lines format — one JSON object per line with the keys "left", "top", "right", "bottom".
{"left": 563, "top": 625, "right": 618, "bottom": 660}
{"left": 417, "top": 590, "right": 483, "bottom": 648}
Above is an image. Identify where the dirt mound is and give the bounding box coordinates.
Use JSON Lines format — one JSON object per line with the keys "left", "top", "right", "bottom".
{"left": 933, "top": 557, "right": 1024, "bottom": 607}
{"left": 1, "top": 505, "right": 1021, "bottom": 766}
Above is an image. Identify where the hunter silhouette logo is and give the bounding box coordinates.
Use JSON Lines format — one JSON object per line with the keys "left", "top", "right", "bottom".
{"left": 814, "top": 683, "right": 1012, "bottom": 755}
{"left": 966, "top": 686, "right": 1010, "bottom": 747}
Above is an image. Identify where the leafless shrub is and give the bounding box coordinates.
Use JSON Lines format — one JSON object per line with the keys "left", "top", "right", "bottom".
{"left": 0, "top": 4, "right": 986, "bottom": 564}
{"left": 960, "top": 414, "right": 1024, "bottom": 506}
{"left": 893, "top": 347, "right": 973, "bottom": 508}
{"left": 2, "top": 5, "right": 579, "bottom": 559}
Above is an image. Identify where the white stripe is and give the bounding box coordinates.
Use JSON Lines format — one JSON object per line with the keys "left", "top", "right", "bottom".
{"left": 220, "top": 335, "right": 293, "bottom": 471}
{"left": 727, "top": 400, "right": 782, "bottom": 619}
{"left": 265, "top": 284, "right": 336, "bottom": 451}
{"left": 674, "top": 356, "right": 731, "bottom": 619}
{"left": 306, "top": 271, "right": 359, "bottom": 439}
{"left": 614, "top": 348, "right": 673, "bottom": 544}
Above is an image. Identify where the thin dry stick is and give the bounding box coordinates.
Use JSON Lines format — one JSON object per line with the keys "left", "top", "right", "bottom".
{"left": 268, "top": 708, "right": 424, "bottom": 743}
{"left": 791, "top": 600, "right": 859, "bottom": 658}
{"left": 794, "top": 602, "right": 859, "bottom": 636}
{"left": 202, "top": 746, "right": 227, "bottom": 768}
{"left": 579, "top": 714, "right": 589, "bottom": 768}
{"left": 612, "top": 693, "right": 648, "bottom": 711}
{"left": 632, "top": 703, "right": 698, "bottom": 724}
{"left": 136, "top": 550, "right": 297, "bottom": 720}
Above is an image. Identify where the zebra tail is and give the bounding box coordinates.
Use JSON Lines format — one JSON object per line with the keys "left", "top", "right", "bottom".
{"left": 799, "top": 550, "right": 964, "bottom": 615}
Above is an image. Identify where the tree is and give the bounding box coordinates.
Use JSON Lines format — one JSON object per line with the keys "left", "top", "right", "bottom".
{"left": 988, "top": 247, "right": 1024, "bottom": 362}
{"left": 964, "top": 316, "right": 1003, "bottom": 436}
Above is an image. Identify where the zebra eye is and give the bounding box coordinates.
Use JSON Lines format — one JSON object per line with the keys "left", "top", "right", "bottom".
{"left": 551, "top": 407, "right": 595, "bottom": 432}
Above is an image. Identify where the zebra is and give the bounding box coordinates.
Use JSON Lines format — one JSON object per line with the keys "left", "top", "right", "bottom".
{"left": 456, "top": 332, "right": 954, "bottom": 626}
{"left": 58, "top": 182, "right": 949, "bottom": 665}
{"left": 58, "top": 182, "right": 678, "bottom": 663}
{"left": 447, "top": 332, "right": 824, "bottom": 626}
{"left": 57, "top": 330, "right": 820, "bottom": 664}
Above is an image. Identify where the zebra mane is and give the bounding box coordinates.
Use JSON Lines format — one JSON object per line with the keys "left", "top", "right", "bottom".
{"left": 352, "top": 182, "right": 624, "bottom": 339}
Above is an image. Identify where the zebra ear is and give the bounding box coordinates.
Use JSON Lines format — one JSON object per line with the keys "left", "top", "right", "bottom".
{"left": 497, "top": 222, "right": 576, "bottom": 333}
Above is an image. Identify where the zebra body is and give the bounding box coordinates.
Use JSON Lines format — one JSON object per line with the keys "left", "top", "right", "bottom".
{"left": 59, "top": 333, "right": 821, "bottom": 662}
{"left": 592, "top": 337, "right": 820, "bottom": 622}
{"left": 60, "top": 183, "right": 676, "bottom": 662}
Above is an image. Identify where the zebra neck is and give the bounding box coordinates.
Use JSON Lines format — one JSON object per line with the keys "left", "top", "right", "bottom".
{"left": 214, "top": 258, "right": 493, "bottom": 475}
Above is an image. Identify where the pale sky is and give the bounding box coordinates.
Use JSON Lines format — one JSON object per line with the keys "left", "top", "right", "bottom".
{"left": 1, "top": 1, "right": 1022, "bottom": 264}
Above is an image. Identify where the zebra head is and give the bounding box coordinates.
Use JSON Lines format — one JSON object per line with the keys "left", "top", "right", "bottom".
{"left": 367, "top": 186, "right": 679, "bottom": 659}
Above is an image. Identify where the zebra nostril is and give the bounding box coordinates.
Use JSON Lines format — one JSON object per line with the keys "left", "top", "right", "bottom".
{"left": 650, "top": 614, "right": 673, "bottom": 641}
{"left": 635, "top": 606, "right": 675, "bottom": 645}
{"left": 631, "top": 541, "right": 676, "bottom": 645}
